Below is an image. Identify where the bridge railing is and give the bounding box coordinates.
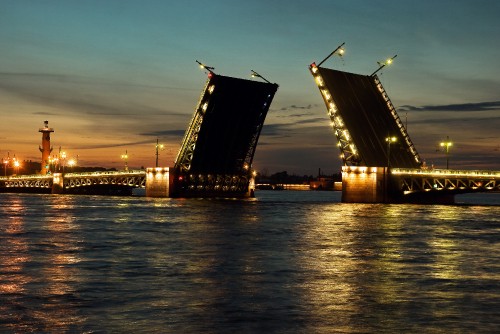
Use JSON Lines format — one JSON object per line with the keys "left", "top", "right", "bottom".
{"left": 0, "top": 169, "right": 147, "bottom": 181}
{"left": 64, "top": 170, "right": 146, "bottom": 178}
{"left": 392, "top": 168, "right": 500, "bottom": 178}
{"left": 0, "top": 174, "right": 53, "bottom": 181}
{"left": 391, "top": 168, "right": 500, "bottom": 195}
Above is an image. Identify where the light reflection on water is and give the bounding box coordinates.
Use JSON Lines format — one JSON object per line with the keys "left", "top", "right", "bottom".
{"left": 0, "top": 191, "right": 498, "bottom": 333}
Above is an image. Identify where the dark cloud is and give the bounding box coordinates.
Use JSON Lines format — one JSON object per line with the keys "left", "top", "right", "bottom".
{"left": 68, "top": 139, "right": 154, "bottom": 150}
{"left": 294, "top": 117, "right": 325, "bottom": 125}
{"left": 139, "top": 129, "right": 186, "bottom": 137}
{"left": 409, "top": 115, "right": 500, "bottom": 128}
{"left": 261, "top": 123, "right": 292, "bottom": 137}
{"left": 280, "top": 104, "right": 313, "bottom": 111}
{"left": 399, "top": 101, "right": 500, "bottom": 112}
{"left": 284, "top": 113, "right": 313, "bottom": 118}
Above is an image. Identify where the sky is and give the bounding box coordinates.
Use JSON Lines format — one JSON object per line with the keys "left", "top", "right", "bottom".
{"left": 1, "top": 0, "right": 499, "bottom": 175}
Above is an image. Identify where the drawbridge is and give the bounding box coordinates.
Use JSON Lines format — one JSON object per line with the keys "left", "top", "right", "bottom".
{"left": 172, "top": 66, "right": 278, "bottom": 197}
{"left": 309, "top": 63, "right": 421, "bottom": 168}
{"left": 309, "top": 50, "right": 499, "bottom": 203}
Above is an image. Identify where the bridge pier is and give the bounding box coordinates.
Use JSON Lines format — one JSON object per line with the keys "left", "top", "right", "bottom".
{"left": 145, "top": 167, "right": 172, "bottom": 197}
{"left": 341, "top": 166, "right": 387, "bottom": 203}
{"left": 51, "top": 173, "right": 64, "bottom": 194}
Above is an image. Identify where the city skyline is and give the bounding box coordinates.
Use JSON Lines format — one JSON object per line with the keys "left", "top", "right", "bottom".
{"left": 1, "top": 1, "right": 499, "bottom": 175}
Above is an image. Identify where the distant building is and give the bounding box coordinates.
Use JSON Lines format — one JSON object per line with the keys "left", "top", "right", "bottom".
{"left": 310, "top": 177, "right": 335, "bottom": 190}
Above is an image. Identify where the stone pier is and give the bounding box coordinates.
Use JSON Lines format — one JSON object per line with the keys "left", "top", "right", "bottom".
{"left": 341, "top": 166, "right": 387, "bottom": 203}
{"left": 145, "top": 167, "right": 173, "bottom": 197}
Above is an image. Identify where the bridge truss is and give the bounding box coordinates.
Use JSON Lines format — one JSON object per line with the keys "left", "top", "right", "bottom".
{"left": 392, "top": 168, "right": 500, "bottom": 195}
{"left": 63, "top": 171, "right": 145, "bottom": 190}
{"left": 1, "top": 175, "right": 53, "bottom": 190}
{"left": 0, "top": 170, "right": 146, "bottom": 194}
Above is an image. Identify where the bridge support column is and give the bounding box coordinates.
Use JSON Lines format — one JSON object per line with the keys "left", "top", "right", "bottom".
{"left": 51, "top": 173, "right": 64, "bottom": 194}
{"left": 341, "top": 166, "right": 387, "bottom": 203}
{"left": 146, "top": 167, "right": 173, "bottom": 197}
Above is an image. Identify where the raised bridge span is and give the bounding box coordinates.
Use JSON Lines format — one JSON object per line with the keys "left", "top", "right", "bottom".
{"left": 172, "top": 70, "right": 278, "bottom": 197}
{"left": 309, "top": 61, "right": 499, "bottom": 203}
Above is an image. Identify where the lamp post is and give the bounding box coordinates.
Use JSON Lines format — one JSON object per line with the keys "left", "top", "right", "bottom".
{"left": 196, "top": 60, "right": 215, "bottom": 76}
{"left": 371, "top": 55, "right": 397, "bottom": 76}
{"left": 60, "top": 151, "right": 67, "bottom": 173}
{"left": 385, "top": 136, "right": 397, "bottom": 168}
{"left": 155, "top": 138, "right": 165, "bottom": 168}
{"left": 251, "top": 70, "right": 272, "bottom": 84}
{"left": 68, "top": 159, "right": 75, "bottom": 172}
{"left": 440, "top": 136, "right": 452, "bottom": 169}
{"left": 121, "top": 150, "right": 129, "bottom": 171}
{"left": 317, "top": 42, "right": 345, "bottom": 67}
{"left": 13, "top": 159, "right": 20, "bottom": 175}
{"left": 49, "top": 155, "right": 58, "bottom": 174}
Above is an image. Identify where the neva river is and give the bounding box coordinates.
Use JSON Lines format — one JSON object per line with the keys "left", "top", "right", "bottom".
{"left": 0, "top": 191, "right": 499, "bottom": 333}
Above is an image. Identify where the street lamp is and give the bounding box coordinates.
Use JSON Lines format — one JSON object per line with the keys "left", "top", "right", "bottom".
{"left": 68, "top": 158, "right": 76, "bottom": 172}
{"left": 385, "top": 136, "right": 397, "bottom": 168}
{"left": 196, "top": 60, "right": 215, "bottom": 76}
{"left": 251, "top": 70, "right": 272, "bottom": 84}
{"left": 121, "top": 150, "right": 129, "bottom": 171}
{"left": 440, "top": 136, "right": 453, "bottom": 169}
{"left": 60, "top": 151, "right": 67, "bottom": 173}
{"left": 155, "top": 138, "right": 165, "bottom": 167}
{"left": 371, "top": 55, "right": 397, "bottom": 76}
{"left": 13, "top": 159, "right": 20, "bottom": 175}
{"left": 317, "top": 42, "right": 345, "bottom": 67}
{"left": 3, "top": 156, "right": 9, "bottom": 176}
{"left": 49, "top": 155, "right": 58, "bottom": 174}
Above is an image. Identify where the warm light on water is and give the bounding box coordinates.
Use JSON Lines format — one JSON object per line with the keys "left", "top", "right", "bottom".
{"left": 0, "top": 191, "right": 498, "bottom": 332}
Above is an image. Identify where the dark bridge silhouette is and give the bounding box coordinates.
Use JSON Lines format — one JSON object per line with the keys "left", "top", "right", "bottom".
{"left": 309, "top": 59, "right": 499, "bottom": 203}
{"left": 173, "top": 71, "right": 278, "bottom": 197}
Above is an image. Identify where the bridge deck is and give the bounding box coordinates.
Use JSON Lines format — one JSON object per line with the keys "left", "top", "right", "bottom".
{"left": 312, "top": 65, "right": 420, "bottom": 168}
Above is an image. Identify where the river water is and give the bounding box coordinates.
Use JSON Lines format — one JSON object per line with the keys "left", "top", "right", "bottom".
{"left": 0, "top": 191, "right": 499, "bottom": 333}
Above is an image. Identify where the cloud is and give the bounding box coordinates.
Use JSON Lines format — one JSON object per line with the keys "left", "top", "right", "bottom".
{"left": 139, "top": 129, "right": 186, "bottom": 137}
{"left": 280, "top": 104, "right": 313, "bottom": 111}
{"left": 398, "top": 101, "right": 500, "bottom": 112}
{"left": 0, "top": 72, "right": 191, "bottom": 118}
{"left": 32, "top": 111, "right": 59, "bottom": 116}
{"left": 275, "top": 103, "right": 321, "bottom": 113}
{"left": 408, "top": 116, "right": 500, "bottom": 135}
{"left": 294, "top": 117, "right": 325, "bottom": 125}
{"left": 260, "top": 123, "right": 292, "bottom": 137}
{"left": 67, "top": 139, "right": 154, "bottom": 150}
